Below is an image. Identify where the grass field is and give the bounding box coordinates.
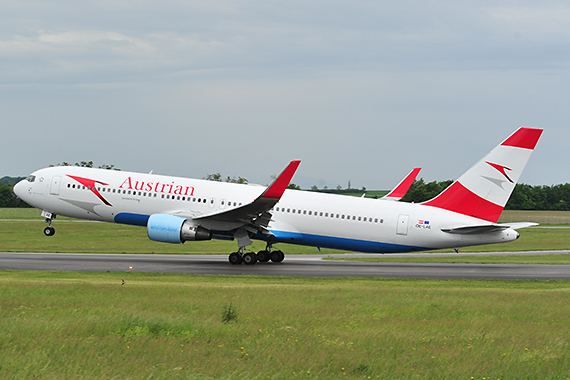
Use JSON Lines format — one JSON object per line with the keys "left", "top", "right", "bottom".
{"left": 2, "top": 271, "right": 570, "bottom": 379}
{"left": 1, "top": 220, "right": 570, "bottom": 258}
{"left": 2, "top": 213, "right": 570, "bottom": 379}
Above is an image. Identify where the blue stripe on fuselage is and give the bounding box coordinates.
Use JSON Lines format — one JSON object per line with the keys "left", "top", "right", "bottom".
{"left": 258, "top": 230, "right": 429, "bottom": 253}
{"left": 113, "top": 213, "right": 428, "bottom": 253}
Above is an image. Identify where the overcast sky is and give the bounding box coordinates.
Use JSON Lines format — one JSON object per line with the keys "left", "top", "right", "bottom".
{"left": 1, "top": 1, "right": 568, "bottom": 189}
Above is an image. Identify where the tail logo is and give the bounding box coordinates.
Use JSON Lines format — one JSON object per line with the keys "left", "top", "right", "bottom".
{"left": 486, "top": 162, "right": 514, "bottom": 184}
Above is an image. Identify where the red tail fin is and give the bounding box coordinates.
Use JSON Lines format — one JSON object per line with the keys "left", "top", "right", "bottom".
{"left": 422, "top": 127, "right": 542, "bottom": 222}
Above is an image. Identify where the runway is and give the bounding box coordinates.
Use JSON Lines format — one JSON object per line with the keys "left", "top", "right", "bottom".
{"left": 1, "top": 251, "right": 570, "bottom": 280}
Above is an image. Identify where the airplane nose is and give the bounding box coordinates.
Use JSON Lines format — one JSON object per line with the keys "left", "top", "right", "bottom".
{"left": 13, "top": 180, "right": 26, "bottom": 199}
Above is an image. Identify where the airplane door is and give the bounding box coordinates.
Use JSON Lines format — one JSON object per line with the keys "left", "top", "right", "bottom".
{"left": 396, "top": 214, "right": 409, "bottom": 236}
{"left": 209, "top": 198, "right": 215, "bottom": 209}
{"left": 50, "top": 176, "right": 62, "bottom": 196}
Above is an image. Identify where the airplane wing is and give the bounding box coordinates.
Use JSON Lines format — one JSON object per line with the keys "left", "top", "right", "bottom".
{"left": 173, "top": 160, "right": 301, "bottom": 235}
{"left": 381, "top": 168, "right": 421, "bottom": 201}
{"left": 442, "top": 222, "right": 538, "bottom": 235}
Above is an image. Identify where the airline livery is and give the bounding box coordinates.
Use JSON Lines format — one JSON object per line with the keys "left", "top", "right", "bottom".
{"left": 14, "top": 127, "right": 542, "bottom": 265}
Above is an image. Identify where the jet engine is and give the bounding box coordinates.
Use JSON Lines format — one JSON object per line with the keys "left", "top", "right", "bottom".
{"left": 147, "top": 214, "right": 211, "bottom": 244}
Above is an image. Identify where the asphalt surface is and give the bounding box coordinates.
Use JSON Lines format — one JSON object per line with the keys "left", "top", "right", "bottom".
{"left": 1, "top": 251, "right": 570, "bottom": 279}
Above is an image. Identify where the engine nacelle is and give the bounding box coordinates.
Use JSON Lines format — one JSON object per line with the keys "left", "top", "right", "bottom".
{"left": 147, "top": 214, "right": 212, "bottom": 244}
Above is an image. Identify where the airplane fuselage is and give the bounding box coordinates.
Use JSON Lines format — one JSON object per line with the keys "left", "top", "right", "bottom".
{"left": 15, "top": 166, "right": 519, "bottom": 254}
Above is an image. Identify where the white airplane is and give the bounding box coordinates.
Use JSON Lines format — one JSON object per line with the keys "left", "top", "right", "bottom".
{"left": 14, "top": 127, "right": 542, "bottom": 265}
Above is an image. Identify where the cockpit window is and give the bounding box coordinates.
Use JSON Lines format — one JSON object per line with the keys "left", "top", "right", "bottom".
{"left": 26, "top": 175, "right": 36, "bottom": 183}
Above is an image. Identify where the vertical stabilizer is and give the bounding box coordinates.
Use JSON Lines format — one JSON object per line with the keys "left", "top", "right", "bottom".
{"left": 422, "top": 127, "right": 543, "bottom": 222}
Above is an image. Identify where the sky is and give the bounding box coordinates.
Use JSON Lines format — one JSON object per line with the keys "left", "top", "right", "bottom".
{"left": 1, "top": 0, "right": 569, "bottom": 189}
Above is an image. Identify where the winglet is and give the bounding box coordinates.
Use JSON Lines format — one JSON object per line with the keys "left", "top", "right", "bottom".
{"left": 382, "top": 168, "right": 421, "bottom": 201}
{"left": 259, "top": 160, "right": 301, "bottom": 200}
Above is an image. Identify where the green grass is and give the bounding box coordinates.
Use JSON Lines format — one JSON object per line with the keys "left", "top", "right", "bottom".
{"left": 1, "top": 271, "right": 570, "bottom": 379}
{"left": 2, "top": 219, "right": 569, "bottom": 256}
{"left": 430, "top": 226, "right": 570, "bottom": 253}
{"left": 0, "top": 220, "right": 338, "bottom": 255}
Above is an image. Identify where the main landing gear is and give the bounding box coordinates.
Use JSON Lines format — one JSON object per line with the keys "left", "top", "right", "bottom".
{"left": 228, "top": 244, "right": 285, "bottom": 265}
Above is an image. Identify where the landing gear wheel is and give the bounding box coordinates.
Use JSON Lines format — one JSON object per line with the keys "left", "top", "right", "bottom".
{"left": 228, "top": 252, "right": 243, "bottom": 265}
{"left": 257, "top": 250, "right": 270, "bottom": 263}
{"left": 43, "top": 226, "right": 55, "bottom": 237}
{"left": 243, "top": 252, "right": 258, "bottom": 265}
{"left": 270, "top": 250, "right": 284, "bottom": 263}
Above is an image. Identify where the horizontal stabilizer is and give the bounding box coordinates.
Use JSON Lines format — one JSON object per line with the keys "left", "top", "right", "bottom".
{"left": 442, "top": 224, "right": 509, "bottom": 235}
{"left": 442, "top": 221, "right": 538, "bottom": 235}
{"left": 503, "top": 222, "right": 539, "bottom": 229}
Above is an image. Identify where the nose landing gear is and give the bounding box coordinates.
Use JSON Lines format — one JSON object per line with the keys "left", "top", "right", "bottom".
{"left": 42, "top": 211, "right": 56, "bottom": 237}
{"left": 43, "top": 226, "right": 55, "bottom": 236}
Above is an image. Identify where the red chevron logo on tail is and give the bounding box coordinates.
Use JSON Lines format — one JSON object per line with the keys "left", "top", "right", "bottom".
{"left": 486, "top": 162, "right": 513, "bottom": 183}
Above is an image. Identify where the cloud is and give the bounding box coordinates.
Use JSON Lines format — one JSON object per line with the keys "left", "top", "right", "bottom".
{"left": 1, "top": 1, "right": 568, "bottom": 187}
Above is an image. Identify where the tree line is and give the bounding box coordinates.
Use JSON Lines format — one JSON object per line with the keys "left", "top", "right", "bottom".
{"left": 0, "top": 177, "right": 27, "bottom": 207}
{"left": 400, "top": 179, "right": 570, "bottom": 211}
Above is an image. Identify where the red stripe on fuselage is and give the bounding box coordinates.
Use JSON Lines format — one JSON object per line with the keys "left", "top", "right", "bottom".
{"left": 422, "top": 181, "right": 503, "bottom": 222}
{"left": 67, "top": 175, "right": 112, "bottom": 206}
{"left": 501, "top": 127, "right": 543, "bottom": 150}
